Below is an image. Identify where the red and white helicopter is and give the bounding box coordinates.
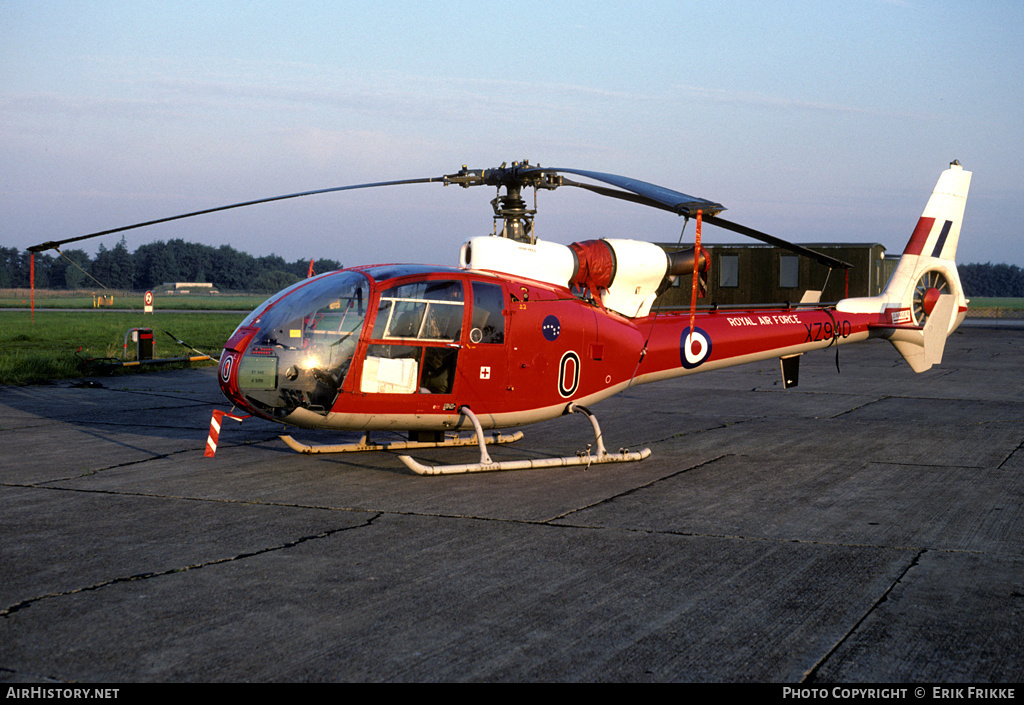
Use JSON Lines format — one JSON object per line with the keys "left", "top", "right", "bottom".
{"left": 30, "top": 160, "right": 971, "bottom": 474}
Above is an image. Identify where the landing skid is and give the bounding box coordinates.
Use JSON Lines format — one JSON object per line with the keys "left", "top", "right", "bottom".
{"left": 399, "top": 404, "right": 651, "bottom": 475}
{"left": 280, "top": 430, "right": 524, "bottom": 455}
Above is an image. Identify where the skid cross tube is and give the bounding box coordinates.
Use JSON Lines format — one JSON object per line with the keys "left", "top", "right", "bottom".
{"left": 399, "top": 404, "right": 651, "bottom": 475}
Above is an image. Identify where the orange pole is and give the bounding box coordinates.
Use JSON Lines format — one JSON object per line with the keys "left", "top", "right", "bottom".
{"left": 689, "top": 210, "right": 702, "bottom": 335}
{"left": 30, "top": 252, "right": 35, "bottom": 323}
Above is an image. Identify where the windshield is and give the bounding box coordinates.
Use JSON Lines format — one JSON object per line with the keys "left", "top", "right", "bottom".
{"left": 235, "top": 271, "right": 370, "bottom": 415}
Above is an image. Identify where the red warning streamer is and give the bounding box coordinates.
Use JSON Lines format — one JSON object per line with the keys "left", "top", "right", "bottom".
{"left": 205, "top": 409, "right": 251, "bottom": 457}
{"left": 205, "top": 409, "right": 225, "bottom": 457}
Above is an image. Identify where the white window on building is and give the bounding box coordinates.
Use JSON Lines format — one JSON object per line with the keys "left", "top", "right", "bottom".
{"left": 779, "top": 255, "right": 799, "bottom": 289}
{"left": 719, "top": 254, "right": 739, "bottom": 288}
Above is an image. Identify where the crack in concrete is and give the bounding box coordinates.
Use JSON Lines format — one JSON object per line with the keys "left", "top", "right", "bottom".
{"left": 644, "top": 417, "right": 764, "bottom": 446}
{"left": 1, "top": 481, "right": 387, "bottom": 517}
{"left": 0, "top": 512, "right": 382, "bottom": 619}
{"left": 545, "top": 454, "right": 731, "bottom": 523}
{"left": 75, "top": 384, "right": 222, "bottom": 404}
{"left": 8, "top": 480, "right": 1000, "bottom": 558}
{"left": 7, "top": 432, "right": 283, "bottom": 484}
{"left": 998, "top": 438, "right": 1024, "bottom": 470}
{"left": 829, "top": 395, "right": 889, "bottom": 419}
{"left": 800, "top": 547, "right": 926, "bottom": 683}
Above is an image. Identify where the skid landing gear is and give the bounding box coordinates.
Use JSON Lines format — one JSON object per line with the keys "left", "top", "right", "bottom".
{"left": 399, "top": 403, "right": 651, "bottom": 475}
{"left": 279, "top": 429, "right": 524, "bottom": 455}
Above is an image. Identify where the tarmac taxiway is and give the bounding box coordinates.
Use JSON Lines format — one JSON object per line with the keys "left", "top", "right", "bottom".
{"left": 2, "top": 324, "right": 1022, "bottom": 682}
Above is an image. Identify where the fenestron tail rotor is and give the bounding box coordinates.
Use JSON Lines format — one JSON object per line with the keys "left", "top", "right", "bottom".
{"left": 912, "top": 270, "right": 953, "bottom": 326}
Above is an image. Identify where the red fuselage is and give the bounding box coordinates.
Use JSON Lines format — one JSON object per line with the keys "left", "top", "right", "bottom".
{"left": 217, "top": 264, "right": 880, "bottom": 434}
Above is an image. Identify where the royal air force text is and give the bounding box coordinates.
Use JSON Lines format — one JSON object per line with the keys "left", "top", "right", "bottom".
{"left": 724, "top": 315, "right": 852, "bottom": 343}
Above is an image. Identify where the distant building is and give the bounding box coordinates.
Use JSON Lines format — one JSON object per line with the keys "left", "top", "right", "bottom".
{"left": 159, "top": 282, "right": 219, "bottom": 295}
{"left": 653, "top": 243, "right": 896, "bottom": 308}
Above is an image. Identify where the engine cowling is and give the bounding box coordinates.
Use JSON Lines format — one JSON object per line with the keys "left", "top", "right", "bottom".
{"left": 460, "top": 236, "right": 707, "bottom": 318}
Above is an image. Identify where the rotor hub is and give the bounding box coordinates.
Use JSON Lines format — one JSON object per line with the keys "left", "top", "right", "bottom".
{"left": 922, "top": 287, "right": 943, "bottom": 316}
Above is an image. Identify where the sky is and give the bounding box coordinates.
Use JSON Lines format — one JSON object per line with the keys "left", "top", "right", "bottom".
{"left": 3, "top": 0, "right": 1023, "bottom": 271}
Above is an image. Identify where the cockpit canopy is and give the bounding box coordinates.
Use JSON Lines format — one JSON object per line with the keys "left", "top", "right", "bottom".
{"left": 222, "top": 267, "right": 505, "bottom": 420}
{"left": 229, "top": 270, "right": 370, "bottom": 415}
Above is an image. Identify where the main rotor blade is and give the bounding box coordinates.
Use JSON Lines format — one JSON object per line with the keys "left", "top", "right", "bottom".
{"left": 559, "top": 173, "right": 852, "bottom": 269}
{"left": 558, "top": 177, "right": 672, "bottom": 212}
{"left": 704, "top": 214, "right": 853, "bottom": 269}
{"left": 28, "top": 161, "right": 854, "bottom": 271}
{"left": 536, "top": 167, "right": 726, "bottom": 217}
{"left": 28, "top": 176, "right": 447, "bottom": 253}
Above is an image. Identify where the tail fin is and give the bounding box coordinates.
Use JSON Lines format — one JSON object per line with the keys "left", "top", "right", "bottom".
{"left": 882, "top": 160, "right": 971, "bottom": 328}
{"left": 837, "top": 161, "right": 971, "bottom": 371}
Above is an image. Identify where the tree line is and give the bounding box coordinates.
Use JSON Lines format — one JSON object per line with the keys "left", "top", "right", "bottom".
{"left": 957, "top": 263, "right": 1024, "bottom": 298}
{"left": 3, "top": 239, "right": 1023, "bottom": 297}
{"left": 0, "top": 238, "right": 342, "bottom": 293}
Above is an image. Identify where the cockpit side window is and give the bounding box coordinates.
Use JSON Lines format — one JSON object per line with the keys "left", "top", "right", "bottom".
{"left": 372, "top": 280, "right": 464, "bottom": 342}
{"left": 470, "top": 282, "right": 505, "bottom": 344}
{"left": 361, "top": 279, "right": 465, "bottom": 395}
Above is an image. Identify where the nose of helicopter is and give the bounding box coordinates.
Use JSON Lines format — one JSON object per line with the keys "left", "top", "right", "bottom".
{"left": 215, "top": 269, "right": 372, "bottom": 421}
{"left": 217, "top": 327, "right": 259, "bottom": 414}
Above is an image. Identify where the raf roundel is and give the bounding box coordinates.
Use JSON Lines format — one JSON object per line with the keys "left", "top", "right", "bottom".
{"left": 680, "top": 327, "right": 712, "bottom": 369}
{"left": 542, "top": 315, "right": 561, "bottom": 341}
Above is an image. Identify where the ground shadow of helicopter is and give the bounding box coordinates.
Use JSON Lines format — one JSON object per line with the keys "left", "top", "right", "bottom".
{"left": 30, "top": 161, "right": 971, "bottom": 474}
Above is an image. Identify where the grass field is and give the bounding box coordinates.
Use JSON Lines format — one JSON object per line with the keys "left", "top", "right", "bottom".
{"left": 0, "top": 288, "right": 268, "bottom": 311}
{"left": 969, "top": 297, "right": 1024, "bottom": 309}
{"left": 966, "top": 297, "right": 1024, "bottom": 319}
{"left": 2, "top": 289, "right": 1021, "bottom": 385}
{"left": 0, "top": 309, "right": 246, "bottom": 385}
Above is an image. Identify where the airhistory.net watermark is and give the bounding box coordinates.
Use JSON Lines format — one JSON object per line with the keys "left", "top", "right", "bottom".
{"left": 6, "top": 688, "right": 119, "bottom": 699}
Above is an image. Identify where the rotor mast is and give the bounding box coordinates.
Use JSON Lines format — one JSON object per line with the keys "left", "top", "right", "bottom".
{"left": 446, "top": 160, "right": 560, "bottom": 244}
{"left": 491, "top": 181, "right": 535, "bottom": 243}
